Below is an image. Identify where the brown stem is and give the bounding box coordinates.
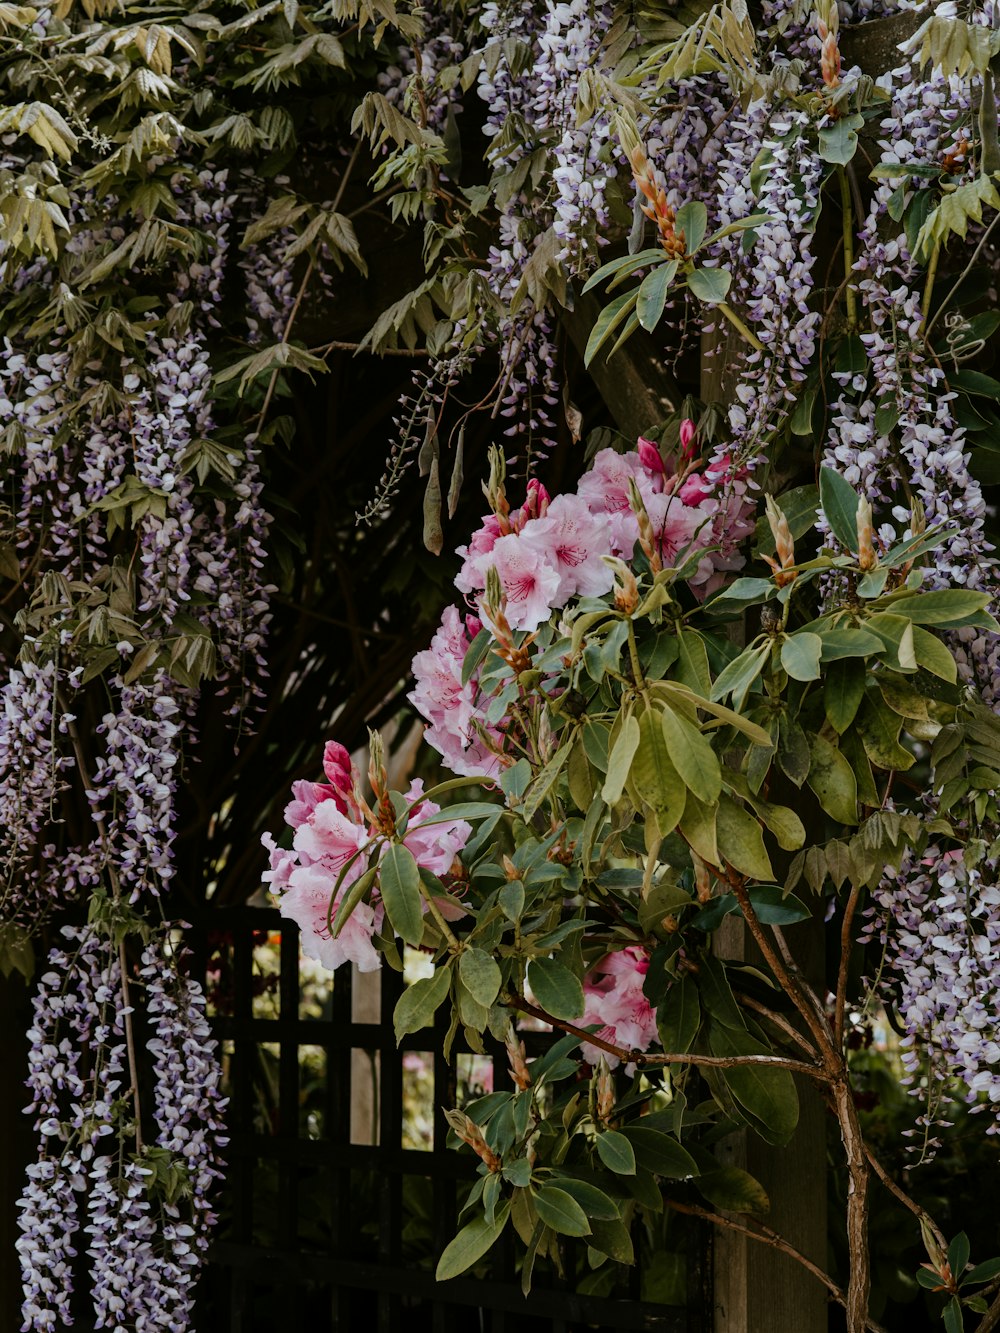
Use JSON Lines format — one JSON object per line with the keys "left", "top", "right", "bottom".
{"left": 976, "top": 1288, "right": 1000, "bottom": 1333}
{"left": 834, "top": 1076, "right": 871, "bottom": 1333}
{"left": 119, "top": 940, "right": 144, "bottom": 1153}
{"left": 730, "top": 877, "right": 834, "bottom": 1058}
{"left": 665, "top": 1200, "right": 888, "bottom": 1333}
{"left": 835, "top": 882, "right": 862, "bottom": 1050}
{"left": 504, "top": 993, "right": 828, "bottom": 1079}
{"left": 864, "top": 1146, "right": 948, "bottom": 1255}
{"left": 734, "top": 990, "right": 820, "bottom": 1058}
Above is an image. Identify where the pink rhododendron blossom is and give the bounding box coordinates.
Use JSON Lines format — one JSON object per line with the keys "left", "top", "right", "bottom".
{"left": 400, "top": 778, "right": 472, "bottom": 877}
{"left": 580, "top": 947, "right": 658, "bottom": 1070}
{"left": 293, "top": 798, "right": 369, "bottom": 872}
{"left": 261, "top": 832, "right": 296, "bottom": 892}
{"left": 283, "top": 778, "right": 336, "bottom": 830}
{"left": 520, "top": 494, "right": 614, "bottom": 602}
{"left": 677, "top": 472, "right": 712, "bottom": 506}
{"left": 409, "top": 605, "right": 502, "bottom": 778}
{"left": 490, "top": 532, "right": 561, "bottom": 632}
{"left": 455, "top": 514, "right": 503, "bottom": 594}
{"left": 321, "top": 741, "right": 356, "bottom": 811}
{"left": 279, "top": 862, "right": 382, "bottom": 973}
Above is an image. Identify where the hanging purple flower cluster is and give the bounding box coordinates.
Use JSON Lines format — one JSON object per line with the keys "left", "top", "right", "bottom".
{"left": 17, "top": 924, "right": 226, "bottom": 1332}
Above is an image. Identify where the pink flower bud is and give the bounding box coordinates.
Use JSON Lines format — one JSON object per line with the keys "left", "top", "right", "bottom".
{"left": 322, "top": 741, "right": 353, "bottom": 794}
{"left": 465, "top": 613, "right": 483, "bottom": 639}
{"left": 523, "top": 478, "right": 551, "bottom": 520}
{"left": 679, "top": 418, "right": 697, "bottom": 460}
{"left": 637, "top": 436, "right": 664, "bottom": 475}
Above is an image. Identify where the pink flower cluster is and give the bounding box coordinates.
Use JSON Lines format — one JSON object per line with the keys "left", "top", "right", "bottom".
{"left": 580, "top": 946, "right": 658, "bottom": 1071}
{"left": 408, "top": 607, "right": 505, "bottom": 779}
{"left": 262, "top": 742, "right": 471, "bottom": 972}
{"left": 410, "top": 433, "right": 754, "bottom": 775}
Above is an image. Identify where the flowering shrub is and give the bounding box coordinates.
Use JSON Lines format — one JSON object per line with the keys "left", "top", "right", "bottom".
{"left": 266, "top": 435, "right": 1000, "bottom": 1330}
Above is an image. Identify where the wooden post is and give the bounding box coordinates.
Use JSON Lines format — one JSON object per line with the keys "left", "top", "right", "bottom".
{"left": 700, "top": 325, "right": 828, "bottom": 1333}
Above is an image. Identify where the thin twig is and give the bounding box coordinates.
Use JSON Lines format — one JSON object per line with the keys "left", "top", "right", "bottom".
{"left": 664, "top": 1200, "right": 889, "bottom": 1333}
{"left": 835, "top": 882, "right": 862, "bottom": 1050}
{"left": 864, "top": 1146, "right": 947, "bottom": 1254}
{"left": 504, "top": 993, "right": 828, "bottom": 1078}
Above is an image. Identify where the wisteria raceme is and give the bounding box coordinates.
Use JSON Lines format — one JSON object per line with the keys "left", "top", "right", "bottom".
{"left": 864, "top": 848, "right": 1000, "bottom": 1136}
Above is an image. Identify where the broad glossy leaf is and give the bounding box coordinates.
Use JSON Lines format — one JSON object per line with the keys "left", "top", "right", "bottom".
{"left": 551, "top": 1178, "right": 620, "bottom": 1220}
{"left": 806, "top": 733, "right": 858, "bottom": 824}
{"left": 708, "top": 1025, "right": 799, "bottom": 1145}
{"left": 595, "top": 1129, "right": 636, "bottom": 1175}
{"left": 911, "top": 625, "right": 958, "bottom": 682}
{"left": 710, "top": 640, "right": 770, "bottom": 710}
{"left": 679, "top": 789, "right": 719, "bottom": 866}
{"left": 527, "top": 957, "right": 584, "bottom": 1020}
{"left": 777, "top": 713, "right": 810, "bottom": 786}
{"left": 534, "top": 1186, "right": 591, "bottom": 1237}
{"left": 381, "top": 843, "right": 425, "bottom": 946}
{"left": 436, "top": 1203, "right": 510, "bottom": 1280}
{"left": 780, "top": 632, "right": 822, "bottom": 682}
{"left": 675, "top": 200, "right": 708, "bottom": 253}
{"left": 459, "top": 948, "right": 502, "bottom": 1007}
{"left": 717, "top": 794, "right": 774, "bottom": 881}
{"left": 660, "top": 705, "right": 722, "bottom": 804}
{"left": 889, "top": 588, "right": 994, "bottom": 627}
{"left": 698, "top": 956, "right": 745, "bottom": 1032}
{"left": 658, "top": 976, "right": 701, "bottom": 1053}
{"left": 817, "top": 626, "right": 884, "bottom": 660}
{"left": 819, "top": 466, "right": 860, "bottom": 553}
{"left": 584, "top": 289, "right": 639, "bottom": 366}
{"left": 582, "top": 247, "right": 667, "bottom": 293}
{"left": 824, "top": 657, "right": 866, "bottom": 734}
{"left": 602, "top": 713, "right": 640, "bottom": 806}
{"left": 620, "top": 1126, "right": 699, "bottom": 1178}
{"left": 632, "top": 707, "right": 686, "bottom": 833}
{"left": 394, "top": 964, "right": 452, "bottom": 1042}
{"left": 588, "top": 1217, "right": 635, "bottom": 1264}
{"left": 695, "top": 1166, "right": 769, "bottom": 1214}
{"left": 747, "top": 884, "right": 811, "bottom": 924}
{"left": 636, "top": 260, "right": 678, "bottom": 331}
{"left": 686, "top": 266, "right": 732, "bottom": 303}
{"left": 859, "top": 696, "right": 915, "bottom": 771}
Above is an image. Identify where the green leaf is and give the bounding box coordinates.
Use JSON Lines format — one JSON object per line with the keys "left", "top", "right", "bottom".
{"left": 890, "top": 588, "right": 994, "bottom": 627}
{"left": 459, "top": 948, "right": 502, "bottom": 1007}
{"left": 675, "top": 200, "right": 708, "bottom": 253}
{"left": 411, "top": 801, "right": 502, "bottom": 827}
{"left": 394, "top": 964, "right": 452, "bottom": 1042}
{"left": 461, "top": 628, "right": 492, "bottom": 684}
{"left": 551, "top": 1178, "right": 620, "bottom": 1220}
{"left": 521, "top": 740, "right": 573, "bottom": 824}
{"left": 780, "top": 632, "right": 822, "bottom": 682}
{"left": 636, "top": 260, "right": 678, "bottom": 332}
{"left": 710, "top": 641, "right": 770, "bottom": 708}
{"left": 632, "top": 707, "right": 686, "bottom": 833}
{"left": 534, "top": 1186, "right": 591, "bottom": 1237}
{"left": 747, "top": 884, "right": 810, "bottom": 925}
{"left": 680, "top": 790, "right": 719, "bottom": 866}
{"left": 595, "top": 1129, "right": 637, "bottom": 1175}
{"left": 817, "top": 627, "right": 885, "bottom": 660}
{"left": 966, "top": 1257, "right": 1000, "bottom": 1285}
{"left": 942, "top": 1295, "right": 964, "bottom": 1333}
{"left": 330, "top": 863, "right": 378, "bottom": 938}
{"left": 436, "top": 1204, "right": 510, "bottom": 1280}
{"left": 819, "top": 467, "right": 860, "bottom": 552}
{"left": 658, "top": 976, "right": 701, "bottom": 1054}
{"left": 824, "top": 657, "right": 866, "bottom": 734}
{"left": 588, "top": 1217, "right": 635, "bottom": 1264}
{"left": 619, "top": 1126, "right": 699, "bottom": 1179}
{"left": 806, "top": 733, "right": 858, "bottom": 824}
{"left": 380, "top": 843, "right": 425, "bottom": 946}
{"left": 717, "top": 794, "right": 774, "bottom": 881}
{"left": 695, "top": 1166, "right": 769, "bottom": 1214}
{"left": 698, "top": 956, "right": 746, "bottom": 1031}
{"left": 708, "top": 1025, "right": 799, "bottom": 1145}
{"left": 859, "top": 696, "right": 916, "bottom": 771}
{"left": 582, "top": 247, "right": 667, "bottom": 293}
{"left": 585, "top": 290, "right": 640, "bottom": 366}
{"left": 499, "top": 879, "right": 525, "bottom": 921}
{"left": 948, "top": 1232, "right": 971, "bottom": 1281}
{"left": 602, "top": 713, "right": 640, "bottom": 806}
{"left": 660, "top": 706, "right": 722, "bottom": 805}
{"left": 528, "top": 958, "right": 584, "bottom": 1021}
{"left": 777, "top": 714, "right": 811, "bottom": 786}
{"left": 818, "top": 113, "right": 864, "bottom": 164}
{"left": 686, "top": 266, "right": 732, "bottom": 304}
